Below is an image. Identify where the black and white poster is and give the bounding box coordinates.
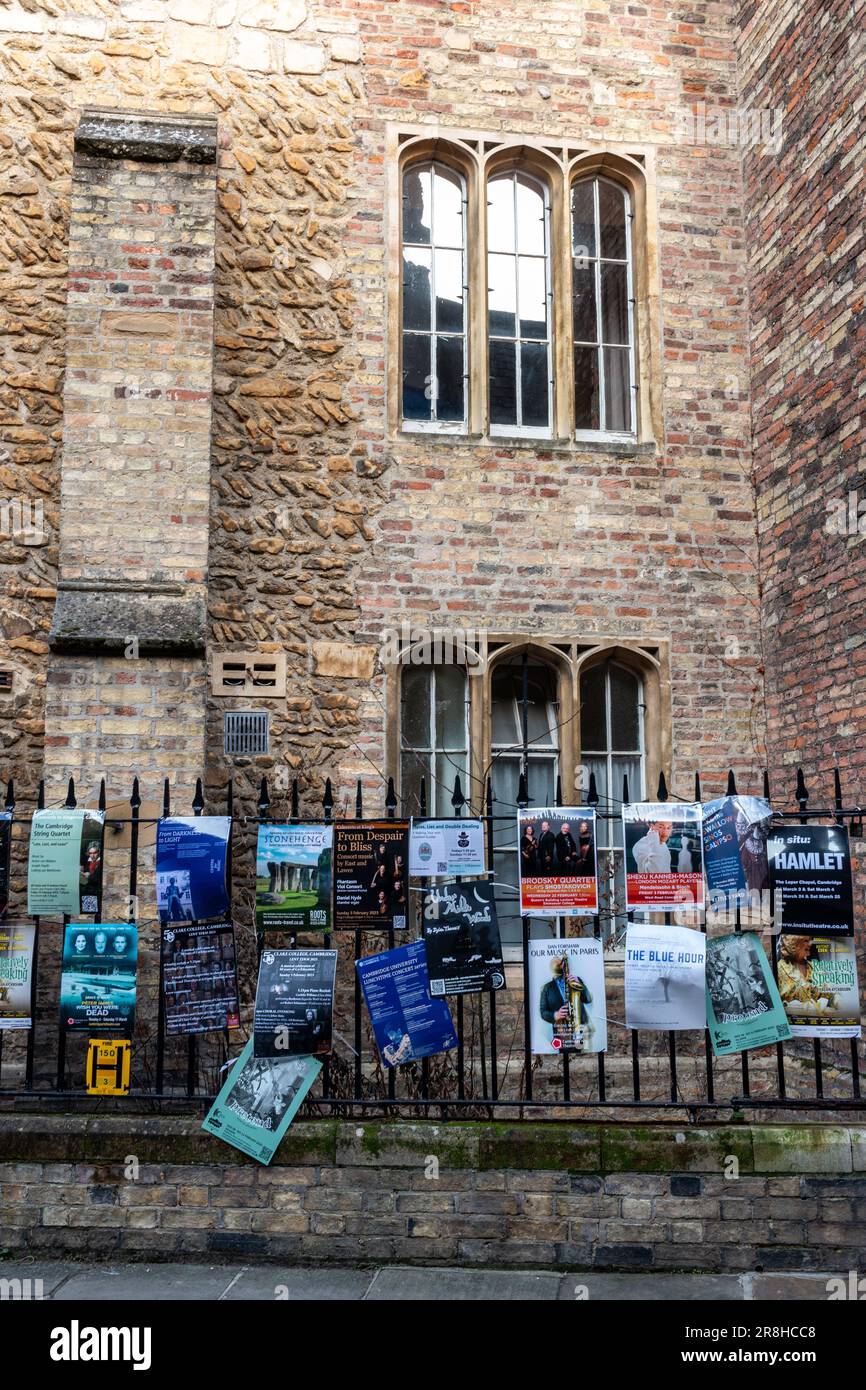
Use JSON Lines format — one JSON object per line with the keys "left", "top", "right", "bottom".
{"left": 705, "top": 931, "right": 791, "bottom": 1056}
{"left": 253, "top": 948, "right": 337, "bottom": 1059}
{"left": 161, "top": 922, "right": 240, "bottom": 1036}
{"left": 422, "top": 881, "right": 506, "bottom": 997}
{"left": 767, "top": 825, "right": 855, "bottom": 934}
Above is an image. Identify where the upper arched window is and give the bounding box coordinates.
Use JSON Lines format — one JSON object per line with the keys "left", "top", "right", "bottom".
{"left": 487, "top": 171, "right": 552, "bottom": 434}
{"left": 571, "top": 177, "right": 635, "bottom": 436}
{"left": 401, "top": 162, "right": 467, "bottom": 428}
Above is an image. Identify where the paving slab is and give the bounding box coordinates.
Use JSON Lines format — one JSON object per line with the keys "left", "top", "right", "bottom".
{"left": 0, "top": 1261, "right": 73, "bottom": 1298}
{"left": 53, "top": 1262, "right": 243, "bottom": 1301}
{"left": 750, "top": 1274, "right": 837, "bottom": 1301}
{"left": 221, "top": 1267, "right": 375, "bottom": 1300}
{"left": 557, "top": 1273, "right": 744, "bottom": 1301}
{"left": 364, "top": 1265, "right": 564, "bottom": 1300}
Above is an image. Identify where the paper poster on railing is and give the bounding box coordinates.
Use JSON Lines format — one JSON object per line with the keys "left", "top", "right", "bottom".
{"left": 0, "top": 924, "right": 35, "bottom": 1029}
{"left": 422, "top": 881, "right": 506, "bottom": 996}
{"left": 766, "top": 825, "right": 854, "bottom": 934}
{"left": 518, "top": 807, "right": 598, "bottom": 916}
{"left": 705, "top": 931, "right": 791, "bottom": 1056}
{"left": 776, "top": 935, "right": 861, "bottom": 1039}
{"left": 202, "top": 1039, "right": 321, "bottom": 1165}
{"left": 156, "top": 817, "right": 230, "bottom": 925}
{"left": 623, "top": 802, "right": 704, "bottom": 910}
{"left": 356, "top": 939, "right": 458, "bottom": 1067}
{"left": 0, "top": 812, "right": 11, "bottom": 918}
{"left": 27, "top": 808, "right": 105, "bottom": 917}
{"left": 255, "top": 824, "right": 332, "bottom": 931}
{"left": 161, "top": 921, "right": 240, "bottom": 1036}
{"left": 333, "top": 821, "right": 408, "bottom": 930}
{"left": 528, "top": 937, "right": 607, "bottom": 1055}
{"left": 625, "top": 923, "right": 706, "bottom": 1030}
{"left": 253, "top": 948, "right": 337, "bottom": 1058}
{"left": 701, "top": 795, "right": 772, "bottom": 899}
{"left": 408, "top": 818, "right": 485, "bottom": 878}
{"left": 60, "top": 922, "right": 137, "bottom": 1034}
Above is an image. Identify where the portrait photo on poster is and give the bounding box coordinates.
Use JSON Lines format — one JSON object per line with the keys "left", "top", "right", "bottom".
{"left": 623, "top": 801, "right": 704, "bottom": 911}
{"left": 518, "top": 806, "right": 599, "bottom": 916}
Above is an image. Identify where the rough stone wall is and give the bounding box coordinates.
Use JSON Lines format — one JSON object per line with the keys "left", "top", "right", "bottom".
{"left": 0, "top": 0, "right": 766, "bottom": 823}
{"left": 2, "top": 1116, "right": 865, "bottom": 1272}
{"left": 738, "top": 0, "right": 866, "bottom": 805}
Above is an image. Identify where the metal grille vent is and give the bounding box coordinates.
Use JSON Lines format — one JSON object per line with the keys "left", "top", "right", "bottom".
{"left": 224, "top": 710, "right": 269, "bottom": 756}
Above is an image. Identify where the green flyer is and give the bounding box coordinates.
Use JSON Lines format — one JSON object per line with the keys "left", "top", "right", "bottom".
{"left": 705, "top": 931, "right": 791, "bottom": 1056}
{"left": 202, "top": 1038, "right": 321, "bottom": 1165}
{"left": 27, "top": 809, "right": 105, "bottom": 917}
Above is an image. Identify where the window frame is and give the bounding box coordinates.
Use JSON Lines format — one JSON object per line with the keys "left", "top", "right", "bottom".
{"left": 486, "top": 169, "right": 555, "bottom": 440}
{"left": 399, "top": 662, "right": 470, "bottom": 817}
{"left": 399, "top": 160, "right": 469, "bottom": 434}
{"left": 389, "top": 130, "right": 658, "bottom": 445}
{"left": 570, "top": 175, "right": 638, "bottom": 442}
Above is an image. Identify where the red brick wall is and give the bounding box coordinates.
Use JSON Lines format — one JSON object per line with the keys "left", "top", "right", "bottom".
{"left": 738, "top": 0, "right": 866, "bottom": 806}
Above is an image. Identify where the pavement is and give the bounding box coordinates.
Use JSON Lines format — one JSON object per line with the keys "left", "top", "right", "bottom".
{"left": 0, "top": 1261, "right": 843, "bottom": 1300}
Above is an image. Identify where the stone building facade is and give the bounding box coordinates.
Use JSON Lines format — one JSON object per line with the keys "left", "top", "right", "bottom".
{"left": 0, "top": 0, "right": 861, "bottom": 912}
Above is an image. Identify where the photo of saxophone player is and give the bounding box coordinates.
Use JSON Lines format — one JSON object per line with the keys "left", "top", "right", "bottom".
{"left": 539, "top": 953, "right": 594, "bottom": 1052}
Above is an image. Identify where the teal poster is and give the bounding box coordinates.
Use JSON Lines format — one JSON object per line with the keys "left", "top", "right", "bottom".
{"left": 60, "top": 922, "right": 137, "bottom": 1033}
{"left": 202, "top": 1038, "right": 321, "bottom": 1165}
{"left": 255, "top": 824, "right": 332, "bottom": 931}
{"left": 27, "top": 809, "right": 105, "bottom": 917}
{"left": 705, "top": 931, "right": 791, "bottom": 1056}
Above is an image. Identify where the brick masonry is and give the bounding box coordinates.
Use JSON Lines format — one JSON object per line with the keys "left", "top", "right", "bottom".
{"left": 738, "top": 0, "right": 866, "bottom": 799}
{"left": 1, "top": 1117, "right": 865, "bottom": 1272}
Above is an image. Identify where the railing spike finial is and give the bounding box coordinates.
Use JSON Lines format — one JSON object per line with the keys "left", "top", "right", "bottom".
{"left": 355, "top": 778, "right": 363, "bottom": 820}
{"left": 323, "top": 777, "right": 334, "bottom": 821}
{"left": 694, "top": 770, "right": 701, "bottom": 801}
{"left": 656, "top": 770, "right": 668, "bottom": 802}
{"left": 130, "top": 776, "right": 141, "bottom": 814}
{"left": 622, "top": 772, "right": 630, "bottom": 806}
{"left": 485, "top": 777, "right": 493, "bottom": 817}
{"left": 37, "top": 778, "right": 45, "bottom": 811}
{"left": 419, "top": 776, "right": 427, "bottom": 818}
{"left": 162, "top": 777, "right": 171, "bottom": 819}
{"left": 834, "top": 766, "right": 843, "bottom": 816}
{"left": 795, "top": 767, "right": 808, "bottom": 813}
{"left": 555, "top": 772, "right": 562, "bottom": 806}
{"left": 98, "top": 778, "right": 106, "bottom": 812}
{"left": 385, "top": 776, "right": 398, "bottom": 818}
{"left": 192, "top": 776, "right": 204, "bottom": 815}
{"left": 290, "top": 778, "right": 299, "bottom": 820}
{"left": 451, "top": 775, "right": 465, "bottom": 812}
{"left": 517, "top": 770, "right": 529, "bottom": 810}
{"left": 587, "top": 770, "right": 599, "bottom": 807}
{"left": 4, "top": 778, "right": 14, "bottom": 812}
{"left": 763, "top": 768, "right": 771, "bottom": 801}
{"left": 65, "top": 776, "right": 76, "bottom": 809}
{"left": 726, "top": 768, "right": 737, "bottom": 796}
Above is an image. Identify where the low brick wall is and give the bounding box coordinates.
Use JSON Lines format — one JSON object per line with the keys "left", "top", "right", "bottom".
{"left": 1, "top": 1116, "right": 865, "bottom": 1273}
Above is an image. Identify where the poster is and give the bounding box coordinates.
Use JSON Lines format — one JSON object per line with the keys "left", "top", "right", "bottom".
{"left": 202, "top": 1039, "right": 321, "bottom": 1165}
{"left": 156, "top": 817, "right": 230, "bottom": 925}
{"left": 408, "top": 818, "right": 485, "bottom": 878}
{"left": 60, "top": 922, "right": 137, "bottom": 1034}
{"left": 518, "top": 806, "right": 598, "bottom": 916}
{"left": 767, "top": 825, "right": 854, "bottom": 934}
{"left": 776, "top": 935, "right": 861, "bottom": 1039}
{"left": 0, "top": 923, "right": 35, "bottom": 1029}
{"left": 161, "top": 922, "right": 240, "bottom": 1036}
{"left": 255, "top": 823, "right": 333, "bottom": 931}
{"left": 625, "top": 923, "right": 706, "bottom": 1031}
{"left": 528, "top": 937, "right": 607, "bottom": 1055}
{"left": 0, "top": 812, "right": 11, "bottom": 918}
{"left": 333, "top": 821, "right": 408, "bottom": 930}
{"left": 356, "top": 939, "right": 458, "bottom": 1067}
{"left": 702, "top": 795, "right": 772, "bottom": 898}
{"left": 27, "top": 808, "right": 105, "bottom": 917}
{"left": 253, "top": 948, "right": 337, "bottom": 1058}
{"left": 422, "top": 881, "right": 506, "bottom": 996}
{"left": 705, "top": 931, "right": 791, "bottom": 1056}
{"left": 623, "top": 802, "right": 704, "bottom": 910}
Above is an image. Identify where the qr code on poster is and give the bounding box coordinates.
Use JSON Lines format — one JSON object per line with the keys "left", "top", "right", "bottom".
{"left": 436, "top": 861, "right": 448, "bottom": 873}
{"left": 81, "top": 895, "right": 98, "bottom": 913}
{"left": 429, "top": 979, "right": 445, "bottom": 996}
{"left": 393, "top": 915, "right": 406, "bottom": 930}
